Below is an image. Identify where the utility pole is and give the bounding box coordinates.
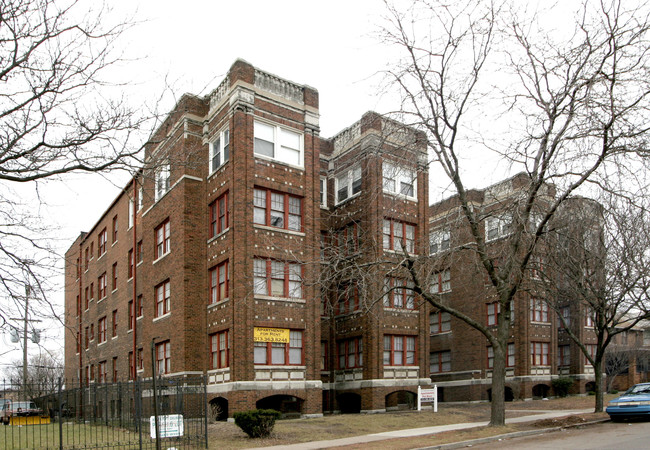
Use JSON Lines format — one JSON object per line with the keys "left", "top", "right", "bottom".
{"left": 10, "top": 285, "right": 42, "bottom": 388}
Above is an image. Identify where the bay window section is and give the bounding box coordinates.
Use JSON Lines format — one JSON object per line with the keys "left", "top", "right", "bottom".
{"left": 383, "top": 161, "right": 417, "bottom": 199}
{"left": 383, "top": 219, "right": 416, "bottom": 253}
{"left": 254, "top": 330, "right": 303, "bottom": 365}
{"left": 253, "top": 258, "right": 302, "bottom": 299}
{"left": 154, "top": 162, "right": 171, "bottom": 202}
{"left": 338, "top": 337, "right": 363, "bottom": 369}
{"left": 254, "top": 121, "right": 303, "bottom": 167}
{"left": 253, "top": 188, "right": 302, "bottom": 232}
{"left": 209, "top": 192, "right": 229, "bottom": 238}
{"left": 383, "top": 335, "right": 417, "bottom": 366}
{"left": 335, "top": 166, "right": 362, "bottom": 204}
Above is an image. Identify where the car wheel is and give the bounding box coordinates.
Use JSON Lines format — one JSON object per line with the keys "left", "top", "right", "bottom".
{"left": 610, "top": 416, "right": 624, "bottom": 423}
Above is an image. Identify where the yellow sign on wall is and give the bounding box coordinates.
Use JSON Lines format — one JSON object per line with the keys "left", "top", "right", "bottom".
{"left": 254, "top": 327, "right": 290, "bottom": 343}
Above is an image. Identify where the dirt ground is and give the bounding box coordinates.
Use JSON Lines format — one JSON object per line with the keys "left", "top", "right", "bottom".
{"left": 206, "top": 395, "right": 613, "bottom": 449}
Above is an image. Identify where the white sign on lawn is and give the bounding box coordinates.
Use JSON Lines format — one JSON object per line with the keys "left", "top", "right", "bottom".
{"left": 149, "top": 414, "right": 184, "bottom": 439}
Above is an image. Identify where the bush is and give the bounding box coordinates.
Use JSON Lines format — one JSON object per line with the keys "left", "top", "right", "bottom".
{"left": 233, "top": 409, "right": 281, "bottom": 438}
{"left": 552, "top": 377, "right": 574, "bottom": 397}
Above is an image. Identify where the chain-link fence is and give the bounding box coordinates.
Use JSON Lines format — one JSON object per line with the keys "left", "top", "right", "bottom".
{"left": 1, "top": 376, "right": 208, "bottom": 449}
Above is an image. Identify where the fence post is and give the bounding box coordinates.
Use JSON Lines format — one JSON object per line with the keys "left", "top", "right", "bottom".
{"left": 136, "top": 378, "right": 143, "bottom": 450}
{"left": 58, "top": 377, "right": 63, "bottom": 450}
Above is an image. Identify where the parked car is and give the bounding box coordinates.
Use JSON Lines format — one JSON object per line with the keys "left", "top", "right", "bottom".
{"left": 606, "top": 382, "right": 650, "bottom": 422}
{"left": 1, "top": 400, "right": 43, "bottom": 424}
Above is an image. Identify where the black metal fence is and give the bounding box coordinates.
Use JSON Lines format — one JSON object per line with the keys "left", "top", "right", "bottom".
{"left": 1, "top": 377, "right": 208, "bottom": 449}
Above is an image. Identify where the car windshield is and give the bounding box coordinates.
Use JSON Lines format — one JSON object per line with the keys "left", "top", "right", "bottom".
{"left": 13, "top": 402, "right": 35, "bottom": 409}
{"left": 625, "top": 385, "right": 650, "bottom": 395}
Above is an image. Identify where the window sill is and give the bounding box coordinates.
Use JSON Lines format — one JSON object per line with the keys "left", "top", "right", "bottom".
{"left": 208, "top": 228, "right": 230, "bottom": 243}
{"left": 253, "top": 224, "right": 305, "bottom": 236}
{"left": 112, "top": 240, "right": 118, "bottom": 247}
{"left": 153, "top": 312, "right": 171, "bottom": 322}
{"left": 334, "top": 192, "right": 361, "bottom": 207}
{"left": 112, "top": 336, "right": 118, "bottom": 340}
{"left": 152, "top": 252, "right": 170, "bottom": 265}
{"left": 208, "top": 298, "right": 230, "bottom": 309}
{"left": 384, "top": 307, "right": 419, "bottom": 314}
{"left": 382, "top": 190, "right": 418, "bottom": 202}
{"left": 137, "top": 315, "right": 143, "bottom": 321}
{"left": 383, "top": 249, "right": 418, "bottom": 256}
{"left": 98, "top": 341, "right": 106, "bottom": 347}
{"left": 254, "top": 295, "right": 306, "bottom": 304}
{"left": 430, "top": 331, "right": 452, "bottom": 336}
{"left": 111, "top": 288, "right": 117, "bottom": 294}
{"left": 254, "top": 365, "right": 306, "bottom": 369}
{"left": 254, "top": 154, "right": 305, "bottom": 172}
{"left": 98, "top": 253, "right": 105, "bottom": 261}
{"left": 530, "top": 321, "right": 551, "bottom": 326}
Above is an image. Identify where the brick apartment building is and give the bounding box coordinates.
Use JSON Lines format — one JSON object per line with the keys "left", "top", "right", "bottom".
{"left": 64, "top": 60, "right": 649, "bottom": 419}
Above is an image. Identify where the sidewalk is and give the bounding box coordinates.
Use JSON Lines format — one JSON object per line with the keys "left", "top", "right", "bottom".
{"left": 254, "top": 409, "right": 594, "bottom": 450}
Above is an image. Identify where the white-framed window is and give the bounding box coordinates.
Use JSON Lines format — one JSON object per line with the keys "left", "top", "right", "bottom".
{"left": 210, "top": 128, "right": 230, "bottom": 172}
{"left": 485, "top": 215, "right": 512, "bottom": 241}
{"left": 335, "top": 166, "right": 362, "bottom": 204}
{"left": 320, "top": 176, "right": 327, "bottom": 208}
{"left": 137, "top": 187, "right": 143, "bottom": 211}
{"left": 383, "top": 161, "right": 417, "bottom": 199}
{"left": 128, "top": 199, "right": 134, "bottom": 229}
{"left": 430, "top": 350, "right": 451, "bottom": 373}
{"left": 254, "top": 120, "right": 303, "bottom": 167}
{"left": 429, "top": 229, "right": 450, "bottom": 254}
{"left": 431, "top": 269, "right": 451, "bottom": 294}
{"left": 154, "top": 163, "right": 171, "bottom": 202}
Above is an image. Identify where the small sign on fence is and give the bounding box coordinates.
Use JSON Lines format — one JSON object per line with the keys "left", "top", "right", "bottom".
{"left": 417, "top": 385, "right": 438, "bottom": 412}
{"left": 150, "top": 414, "right": 184, "bottom": 438}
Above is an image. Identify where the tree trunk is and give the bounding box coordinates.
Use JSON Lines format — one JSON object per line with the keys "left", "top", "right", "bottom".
{"left": 489, "top": 342, "right": 507, "bottom": 426}
{"left": 594, "top": 359, "right": 604, "bottom": 413}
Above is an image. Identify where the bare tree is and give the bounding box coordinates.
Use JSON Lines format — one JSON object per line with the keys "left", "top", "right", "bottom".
{"left": 380, "top": 0, "right": 650, "bottom": 425}
{"left": 3, "top": 352, "right": 64, "bottom": 398}
{"left": 543, "top": 197, "right": 650, "bottom": 411}
{"left": 0, "top": 0, "right": 157, "bottom": 332}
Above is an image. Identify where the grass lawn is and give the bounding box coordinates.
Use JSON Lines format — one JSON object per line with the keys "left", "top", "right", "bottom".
{"left": 206, "top": 394, "right": 615, "bottom": 449}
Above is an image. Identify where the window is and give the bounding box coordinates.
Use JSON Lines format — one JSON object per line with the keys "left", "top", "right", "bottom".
{"left": 84, "top": 327, "right": 89, "bottom": 349}
{"left": 90, "top": 323, "right": 94, "bottom": 341}
{"left": 90, "top": 364, "right": 95, "bottom": 382}
{"left": 254, "top": 330, "right": 303, "bottom": 365}
{"left": 155, "top": 340, "right": 171, "bottom": 374}
{"left": 383, "top": 219, "right": 416, "bottom": 253}
{"left": 98, "top": 228, "right": 107, "bottom": 257}
{"left": 128, "top": 300, "right": 133, "bottom": 331}
{"left": 585, "top": 308, "right": 595, "bottom": 327}
{"left": 137, "top": 187, "right": 143, "bottom": 211}
{"left": 431, "top": 269, "right": 451, "bottom": 294}
{"left": 253, "top": 188, "right": 302, "bottom": 232}
{"left": 154, "top": 219, "right": 170, "bottom": 259}
{"left": 487, "top": 301, "right": 514, "bottom": 326}
{"left": 585, "top": 344, "right": 597, "bottom": 365}
{"left": 128, "top": 249, "right": 134, "bottom": 279}
{"left": 90, "top": 242, "right": 94, "bottom": 259}
{"left": 98, "top": 273, "right": 107, "bottom": 300}
{"left": 253, "top": 258, "right": 302, "bottom": 298}
{"left": 336, "top": 282, "right": 359, "bottom": 315}
{"left": 128, "top": 352, "right": 134, "bottom": 380}
{"left": 335, "top": 166, "right": 362, "bottom": 203}
{"left": 137, "top": 348, "right": 143, "bottom": 371}
{"left": 98, "top": 361, "right": 107, "bottom": 384}
{"left": 128, "top": 199, "right": 134, "bottom": 229}
{"left": 529, "top": 255, "right": 544, "bottom": 280}
{"left": 384, "top": 277, "right": 415, "bottom": 309}
{"left": 383, "top": 161, "right": 417, "bottom": 198}
{"left": 209, "top": 192, "right": 229, "bottom": 237}
{"left": 112, "top": 357, "right": 118, "bottom": 382}
{"left": 210, "top": 128, "right": 230, "bottom": 172}
{"left": 84, "top": 248, "right": 89, "bottom": 271}
{"left": 112, "top": 262, "right": 118, "bottom": 291}
{"left": 558, "top": 306, "right": 571, "bottom": 328}
{"left": 112, "top": 215, "right": 118, "bottom": 243}
{"left": 335, "top": 222, "right": 360, "bottom": 255}
{"left": 154, "top": 162, "right": 171, "bottom": 201}
{"left": 383, "top": 335, "right": 417, "bottom": 366}
{"left": 558, "top": 345, "right": 570, "bottom": 366}
{"left": 254, "top": 121, "right": 303, "bottom": 166}
{"left": 112, "top": 310, "right": 117, "bottom": 337}
{"left": 530, "top": 342, "right": 549, "bottom": 366}
{"left": 98, "top": 317, "right": 106, "bottom": 343}
{"left": 321, "top": 341, "right": 328, "bottom": 370}
{"left": 338, "top": 337, "right": 363, "bottom": 369}
{"left": 137, "top": 294, "right": 143, "bottom": 318}
{"left": 210, "top": 330, "right": 229, "bottom": 369}
{"left": 90, "top": 283, "right": 94, "bottom": 300}
{"left": 84, "top": 287, "right": 89, "bottom": 310}
{"left": 155, "top": 280, "right": 171, "bottom": 317}
{"left": 430, "top": 350, "right": 451, "bottom": 373}
{"left": 529, "top": 297, "right": 549, "bottom": 323}
{"left": 429, "top": 229, "right": 450, "bottom": 254}
{"left": 430, "top": 311, "right": 451, "bottom": 334}
{"left": 485, "top": 215, "right": 512, "bottom": 241}
{"left": 488, "top": 343, "right": 515, "bottom": 368}
{"left": 137, "top": 240, "right": 143, "bottom": 264}
{"left": 209, "top": 260, "right": 229, "bottom": 304}
{"left": 320, "top": 176, "right": 327, "bottom": 208}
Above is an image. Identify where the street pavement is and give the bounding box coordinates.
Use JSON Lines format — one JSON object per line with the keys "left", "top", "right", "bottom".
{"left": 252, "top": 409, "right": 594, "bottom": 450}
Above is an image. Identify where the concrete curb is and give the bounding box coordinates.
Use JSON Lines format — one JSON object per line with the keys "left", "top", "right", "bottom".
{"left": 414, "top": 418, "right": 610, "bottom": 450}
